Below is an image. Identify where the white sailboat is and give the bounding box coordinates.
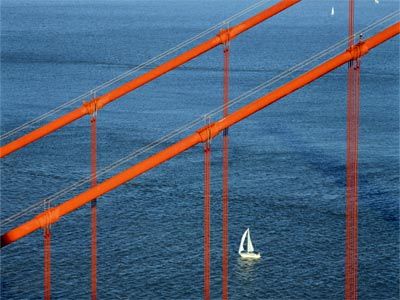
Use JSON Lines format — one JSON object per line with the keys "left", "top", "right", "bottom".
{"left": 331, "top": 6, "right": 335, "bottom": 16}
{"left": 238, "top": 228, "right": 261, "bottom": 259}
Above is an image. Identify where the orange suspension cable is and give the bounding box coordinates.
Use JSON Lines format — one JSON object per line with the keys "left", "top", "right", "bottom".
{"left": 0, "top": 0, "right": 300, "bottom": 158}
{"left": 90, "top": 114, "right": 97, "bottom": 300}
{"left": 203, "top": 137, "right": 211, "bottom": 300}
{"left": 222, "top": 39, "right": 230, "bottom": 300}
{"left": 1, "top": 23, "right": 398, "bottom": 248}
{"left": 43, "top": 221, "right": 51, "bottom": 300}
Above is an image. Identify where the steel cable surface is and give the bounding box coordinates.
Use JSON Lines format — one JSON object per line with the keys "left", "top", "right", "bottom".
{"left": 1, "top": 21, "right": 398, "bottom": 247}
{"left": 1, "top": 13, "right": 398, "bottom": 228}
{"left": 0, "top": 0, "right": 275, "bottom": 141}
{"left": 0, "top": 0, "right": 300, "bottom": 158}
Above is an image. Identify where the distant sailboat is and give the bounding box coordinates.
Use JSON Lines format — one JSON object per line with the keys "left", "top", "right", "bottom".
{"left": 331, "top": 6, "right": 335, "bottom": 16}
{"left": 238, "top": 228, "right": 261, "bottom": 259}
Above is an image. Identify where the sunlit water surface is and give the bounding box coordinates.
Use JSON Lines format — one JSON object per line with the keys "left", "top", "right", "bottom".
{"left": 1, "top": 0, "right": 399, "bottom": 299}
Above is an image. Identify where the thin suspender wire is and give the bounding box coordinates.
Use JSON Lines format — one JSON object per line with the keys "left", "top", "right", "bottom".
{"left": 0, "top": 0, "right": 273, "bottom": 141}
{"left": 2, "top": 13, "right": 398, "bottom": 227}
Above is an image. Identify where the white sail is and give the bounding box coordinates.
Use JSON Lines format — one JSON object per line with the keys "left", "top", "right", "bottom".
{"left": 331, "top": 6, "right": 335, "bottom": 16}
{"left": 247, "top": 229, "right": 255, "bottom": 252}
{"left": 238, "top": 228, "right": 248, "bottom": 254}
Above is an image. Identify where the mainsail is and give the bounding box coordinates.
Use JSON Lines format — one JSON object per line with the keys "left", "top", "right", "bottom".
{"left": 238, "top": 228, "right": 249, "bottom": 254}
{"left": 247, "top": 229, "right": 255, "bottom": 252}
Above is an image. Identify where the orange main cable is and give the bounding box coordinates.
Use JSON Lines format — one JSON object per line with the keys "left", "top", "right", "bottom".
{"left": 0, "top": 0, "right": 301, "bottom": 158}
{"left": 1, "top": 22, "right": 398, "bottom": 248}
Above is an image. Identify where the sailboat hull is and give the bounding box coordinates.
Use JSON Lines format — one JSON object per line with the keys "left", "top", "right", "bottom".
{"left": 239, "top": 251, "right": 261, "bottom": 259}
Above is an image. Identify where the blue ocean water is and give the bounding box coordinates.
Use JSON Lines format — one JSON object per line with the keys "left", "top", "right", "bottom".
{"left": 1, "top": 0, "right": 399, "bottom": 299}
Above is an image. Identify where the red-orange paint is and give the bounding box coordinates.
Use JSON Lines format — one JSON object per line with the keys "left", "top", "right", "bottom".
{"left": 1, "top": 22, "right": 398, "bottom": 248}
{"left": 0, "top": 0, "right": 301, "bottom": 158}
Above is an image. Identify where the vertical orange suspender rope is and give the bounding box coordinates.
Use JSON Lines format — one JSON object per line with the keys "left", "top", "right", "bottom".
{"left": 354, "top": 57, "right": 360, "bottom": 298}
{"left": 345, "top": 60, "right": 354, "bottom": 300}
{"left": 203, "top": 133, "right": 211, "bottom": 300}
{"left": 345, "top": 61, "right": 360, "bottom": 300}
{"left": 43, "top": 206, "right": 51, "bottom": 300}
{"left": 345, "top": 0, "right": 353, "bottom": 298}
{"left": 90, "top": 114, "right": 97, "bottom": 300}
{"left": 222, "top": 39, "right": 230, "bottom": 300}
{"left": 2, "top": 24, "right": 397, "bottom": 250}
{"left": 345, "top": 0, "right": 359, "bottom": 298}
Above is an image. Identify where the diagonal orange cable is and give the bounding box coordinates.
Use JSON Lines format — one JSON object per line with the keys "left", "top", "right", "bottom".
{"left": 1, "top": 23, "right": 398, "bottom": 248}
{"left": 0, "top": 0, "right": 301, "bottom": 158}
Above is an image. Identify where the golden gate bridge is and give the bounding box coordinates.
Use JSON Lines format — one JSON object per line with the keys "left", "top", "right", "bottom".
{"left": 1, "top": 0, "right": 399, "bottom": 299}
